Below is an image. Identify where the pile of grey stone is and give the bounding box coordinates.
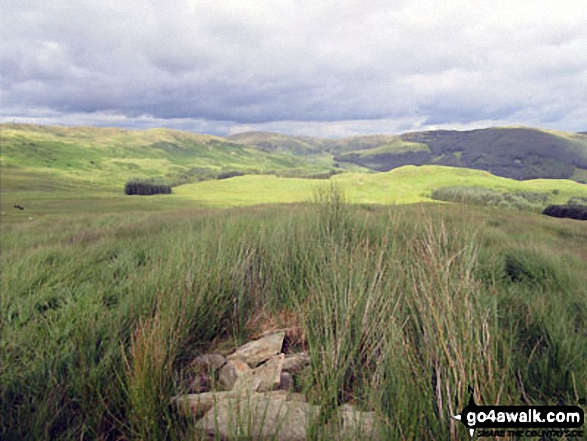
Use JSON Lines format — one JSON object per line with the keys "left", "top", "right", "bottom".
{"left": 172, "top": 331, "right": 382, "bottom": 440}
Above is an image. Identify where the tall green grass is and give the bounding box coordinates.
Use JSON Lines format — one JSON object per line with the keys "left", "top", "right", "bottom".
{"left": 1, "top": 192, "right": 586, "bottom": 440}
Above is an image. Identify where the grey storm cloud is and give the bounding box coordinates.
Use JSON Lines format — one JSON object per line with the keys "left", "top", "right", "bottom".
{"left": 1, "top": 0, "right": 586, "bottom": 135}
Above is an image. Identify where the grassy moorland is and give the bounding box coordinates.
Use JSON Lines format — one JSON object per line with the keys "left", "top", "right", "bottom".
{"left": 2, "top": 190, "right": 587, "bottom": 440}
{"left": 1, "top": 124, "right": 587, "bottom": 440}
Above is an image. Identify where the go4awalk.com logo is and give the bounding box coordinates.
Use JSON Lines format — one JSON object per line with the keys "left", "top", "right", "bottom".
{"left": 452, "top": 387, "right": 585, "bottom": 438}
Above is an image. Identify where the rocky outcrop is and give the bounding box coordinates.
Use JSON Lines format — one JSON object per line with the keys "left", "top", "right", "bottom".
{"left": 172, "top": 331, "right": 383, "bottom": 440}
{"left": 227, "top": 331, "right": 286, "bottom": 367}
{"left": 196, "top": 391, "right": 320, "bottom": 441}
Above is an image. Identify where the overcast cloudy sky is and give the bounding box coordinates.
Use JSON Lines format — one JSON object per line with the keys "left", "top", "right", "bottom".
{"left": 1, "top": 0, "right": 586, "bottom": 137}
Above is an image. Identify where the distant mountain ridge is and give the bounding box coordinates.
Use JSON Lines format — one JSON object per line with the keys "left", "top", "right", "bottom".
{"left": 2, "top": 124, "right": 587, "bottom": 183}
{"left": 229, "top": 127, "right": 587, "bottom": 181}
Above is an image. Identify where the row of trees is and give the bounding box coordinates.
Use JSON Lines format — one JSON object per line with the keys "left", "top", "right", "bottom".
{"left": 543, "top": 204, "right": 587, "bottom": 220}
{"left": 124, "top": 181, "right": 172, "bottom": 196}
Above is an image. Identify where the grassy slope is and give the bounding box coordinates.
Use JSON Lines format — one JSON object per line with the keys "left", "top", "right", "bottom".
{"left": 227, "top": 131, "right": 325, "bottom": 154}
{"left": 339, "top": 139, "right": 430, "bottom": 157}
{"left": 228, "top": 132, "right": 431, "bottom": 155}
{"left": 3, "top": 124, "right": 587, "bottom": 227}
{"left": 174, "top": 165, "right": 587, "bottom": 206}
{"left": 4, "top": 164, "right": 587, "bottom": 224}
{"left": 0, "top": 124, "right": 338, "bottom": 191}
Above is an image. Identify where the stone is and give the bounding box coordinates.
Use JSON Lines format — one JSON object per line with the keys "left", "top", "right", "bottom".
{"left": 173, "top": 390, "right": 306, "bottom": 419}
{"left": 282, "top": 352, "right": 310, "bottom": 373}
{"left": 279, "top": 372, "right": 294, "bottom": 391}
{"left": 265, "top": 389, "right": 307, "bottom": 403}
{"left": 228, "top": 353, "right": 285, "bottom": 392}
{"left": 187, "top": 353, "right": 227, "bottom": 393}
{"left": 188, "top": 373, "right": 210, "bottom": 393}
{"left": 191, "top": 353, "right": 227, "bottom": 371}
{"left": 338, "top": 404, "right": 382, "bottom": 440}
{"left": 196, "top": 392, "right": 320, "bottom": 440}
{"left": 172, "top": 391, "right": 235, "bottom": 418}
{"left": 218, "top": 359, "right": 252, "bottom": 391}
{"left": 250, "top": 353, "right": 284, "bottom": 392}
{"left": 227, "top": 331, "right": 285, "bottom": 367}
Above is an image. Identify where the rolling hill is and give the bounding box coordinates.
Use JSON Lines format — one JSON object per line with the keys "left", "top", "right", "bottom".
{"left": 228, "top": 127, "right": 587, "bottom": 181}
{"left": 0, "top": 124, "right": 351, "bottom": 193}
{"left": 3, "top": 124, "right": 587, "bottom": 190}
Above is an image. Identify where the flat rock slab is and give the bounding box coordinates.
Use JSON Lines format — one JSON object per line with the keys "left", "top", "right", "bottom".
{"left": 227, "top": 331, "right": 285, "bottom": 367}
{"left": 172, "top": 391, "right": 236, "bottom": 418}
{"left": 174, "top": 390, "right": 307, "bottom": 419}
{"left": 196, "top": 393, "right": 319, "bottom": 441}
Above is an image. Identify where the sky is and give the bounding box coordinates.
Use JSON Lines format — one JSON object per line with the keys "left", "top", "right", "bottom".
{"left": 1, "top": 0, "right": 586, "bottom": 137}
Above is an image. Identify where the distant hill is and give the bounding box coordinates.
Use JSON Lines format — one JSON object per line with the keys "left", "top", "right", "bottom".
{"left": 0, "top": 124, "right": 346, "bottom": 192}
{"left": 331, "top": 128, "right": 587, "bottom": 180}
{"left": 2, "top": 125, "right": 587, "bottom": 189}
{"left": 227, "top": 132, "right": 325, "bottom": 155}
{"left": 226, "top": 127, "right": 587, "bottom": 181}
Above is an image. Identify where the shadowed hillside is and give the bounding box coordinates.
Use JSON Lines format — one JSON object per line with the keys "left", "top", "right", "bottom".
{"left": 333, "top": 127, "right": 587, "bottom": 180}
{"left": 227, "top": 127, "right": 587, "bottom": 181}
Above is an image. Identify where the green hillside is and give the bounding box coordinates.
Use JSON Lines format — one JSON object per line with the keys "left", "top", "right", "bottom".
{"left": 0, "top": 124, "right": 343, "bottom": 192}
{"left": 4, "top": 124, "right": 587, "bottom": 191}
{"left": 226, "top": 131, "right": 325, "bottom": 155}
{"left": 222, "top": 127, "right": 587, "bottom": 181}
{"left": 335, "top": 127, "right": 587, "bottom": 180}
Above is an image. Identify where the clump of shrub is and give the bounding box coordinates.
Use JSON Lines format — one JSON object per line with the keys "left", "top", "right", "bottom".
{"left": 431, "top": 186, "right": 549, "bottom": 212}
{"left": 542, "top": 204, "right": 587, "bottom": 220}
{"left": 124, "top": 180, "right": 172, "bottom": 196}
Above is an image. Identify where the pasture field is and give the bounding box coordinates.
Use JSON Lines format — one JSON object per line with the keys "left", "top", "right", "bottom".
{"left": 4, "top": 165, "right": 587, "bottom": 223}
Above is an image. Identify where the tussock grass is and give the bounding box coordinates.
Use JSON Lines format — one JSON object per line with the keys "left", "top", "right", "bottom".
{"left": 1, "top": 190, "right": 586, "bottom": 440}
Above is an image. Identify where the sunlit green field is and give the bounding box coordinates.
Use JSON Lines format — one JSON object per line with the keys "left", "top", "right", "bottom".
{"left": 4, "top": 165, "right": 587, "bottom": 226}
{"left": 174, "top": 165, "right": 587, "bottom": 207}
